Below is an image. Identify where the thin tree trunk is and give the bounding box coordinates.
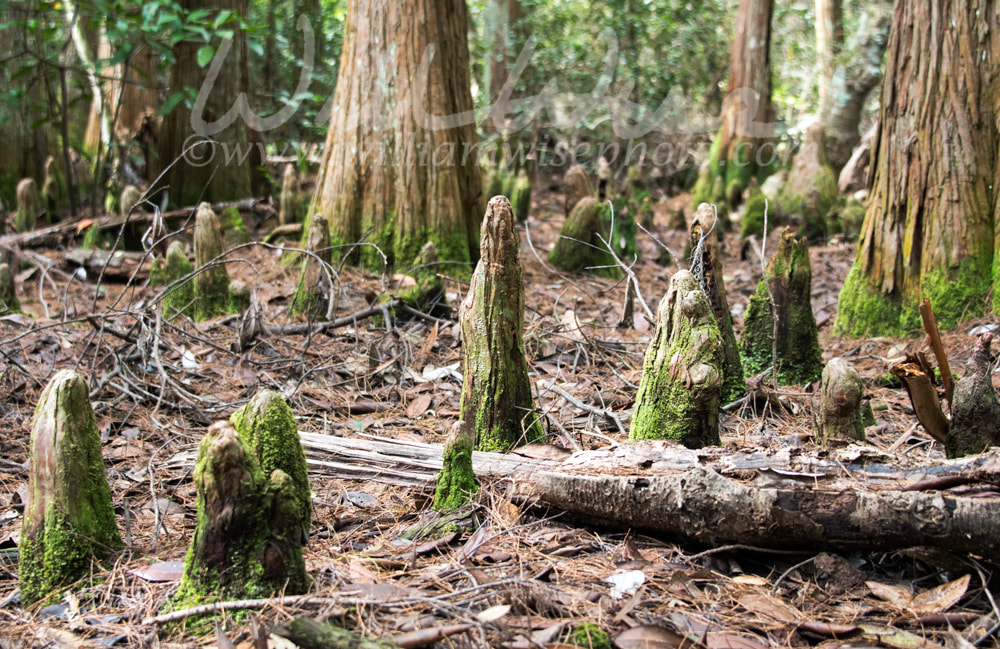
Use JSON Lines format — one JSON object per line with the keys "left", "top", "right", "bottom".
{"left": 814, "top": 0, "right": 842, "bottom": 110}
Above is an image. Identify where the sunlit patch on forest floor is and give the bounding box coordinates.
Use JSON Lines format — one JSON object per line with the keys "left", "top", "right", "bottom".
{"left": 0, "top": 188, "right": 997, "bottom": 648}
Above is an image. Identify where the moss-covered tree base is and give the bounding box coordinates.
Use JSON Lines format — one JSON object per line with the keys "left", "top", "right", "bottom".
{"left": 630, "top": 270, "right": 724, "bottom": 448}
{"left": 778, "top": 124, "right": 839, "bottom": 241}
{"left": 741, "top": 228, "right": 824, "bottom": 385}
{"left": 19, "top": 370, "right": 122, "bottom": 605}
{"left": 193, "top": 202, "right": 237, "bottom": 321}
{"left": 817, "top": 358, "right": 865, "bottom": 445}
{"left": 433, "top": 420, "right": 478, "bottom": 510}
{"left": 461, "top": 196, "right": 543, "bottom": 451}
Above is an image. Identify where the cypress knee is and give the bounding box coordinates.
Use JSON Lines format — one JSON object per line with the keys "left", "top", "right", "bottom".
{"left": 19, "top": 370, "right": 122, "bottom": 604}
{"left": 15, "top": 178, "right": 39, "bottom": 233}
{"left": 460, "top": 196, "right": 542, "bottom": 451}
{"left": 433, "top": 420, "right": 478, "bottom": 510}
{"left": 289, "top": 213, "right": 332, "bottom": 319}
{"left": 630, "top": 270, "right": 724, "bottom": 448}
{"left": 279, "top": 164, "right": 300, "bottom": 225}
{"left": 564, "top": 164, "right": 594, "bottom": 216}
{"left": 817, "top": 357, "right": 866, "bottom": 445}
{"left": 949, "top": 333, "right": 1000, "bottom": 458}
{"left": 0, "top": 263, "right": 19, "bottom": 314}
{"left": 690, "top": 202, "right": 745, "bottom": 402}
{"left": 741, "top": 228, "right": 824, "bottom": 385}
{"left": 192, "top": 202, "right": 234, "bottom": 320}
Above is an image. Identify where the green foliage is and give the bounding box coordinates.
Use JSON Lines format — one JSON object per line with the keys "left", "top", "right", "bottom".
{"left": 566, "top": 622, "right": 611, "bottom": 649}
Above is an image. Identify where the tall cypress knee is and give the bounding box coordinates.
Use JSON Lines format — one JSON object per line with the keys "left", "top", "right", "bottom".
{"left": 19, "top": 370, "right": 122, "bottom": 604}
{"left": 460, "top": 196, "right": 542, "bottom": 451}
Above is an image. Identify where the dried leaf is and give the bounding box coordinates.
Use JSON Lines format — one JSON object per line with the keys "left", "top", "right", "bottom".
{"left": 704, "top": 631, "right": 769, "bottom": 649}
{"left": 908, "top": 574, "right": 970, "bottom": 616}
{"left": 738, "top": 592, "right": 803, "bottom": 623}
{"left": 858, "top": 623, "right": 944, "bottom": 649}
{"left": 413, "top": 532, "right": 457, "bottom": 555}
{"left": 407, "top": 394, "right": 433, "bottom": 419}
{"left": 128, "top": 560, "right": 185, "bottom": 583}
{"left": 867, "top": 580, "right": 914, "bottom": 611}
{"left": 393, "top": 624, "right": 472, "bottom": 649}
{"left": 614, "top": 625, "right": 699, "bottom": 649}
{"left": 477, "top": 604, "right": 511, "bottom": 622}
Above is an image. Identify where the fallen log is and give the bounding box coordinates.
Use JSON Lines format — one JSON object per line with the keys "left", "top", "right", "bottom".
{"left": 164, "top": 435, "right": 1000, "bottom": 558}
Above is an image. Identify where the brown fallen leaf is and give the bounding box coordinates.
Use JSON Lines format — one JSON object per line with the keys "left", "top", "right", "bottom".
{"left": 128, "top": 560, "right": 185, "bottom": 583}
{"left": 614, "top": 624, "right": 701, "bottom": 649}
{"left": 407, "top": 393, "right": 433, "bottom": 419}
{"left": 867, "top": 575, "right": 970, "bottom": 617}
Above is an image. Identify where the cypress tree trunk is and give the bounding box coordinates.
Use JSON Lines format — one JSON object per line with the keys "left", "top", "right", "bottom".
{"left": 310, "top": 0, "right": 483, "bottom": 272}
{"left": 460, "top": 196, "right": 542, "bottom": 451}
{"left": 835, "top": 0, "right": 1000, "bottom": 336}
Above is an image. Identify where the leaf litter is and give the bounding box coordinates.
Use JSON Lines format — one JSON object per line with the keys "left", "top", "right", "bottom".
{"left": 0, "top": 189, "right": 997, "bottom": 648}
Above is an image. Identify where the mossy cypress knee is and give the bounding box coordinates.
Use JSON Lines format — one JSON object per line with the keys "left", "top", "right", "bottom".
{"left": 15, "top": 178, "right": 39, "bottom": 233}
{"left": 817, "top": 358, "right": 866, "bottom": 445}
{"left": 175, "top": 408, "right": 311, "bottom": 609}
{"left": 550, "top": 197, "right": 602, "bottom": 272}
{"left": 741, "top": 228, "right": 824, "bottom": 385}
{"left": 19, "top": 370, "right": 122, "bottom": 604}
{"left": 220, "top": 206, "right": 250, "bottom": 251}
{"left": 151, "top": 240, "right": 195, "bottom": 320}
{"left": 42, "top": 156, "right": 68, "bottom": 222}
{"left": 510, "top": 170, "right": 532, "bottom": 221}
{"left": 279, "top": 164, "right": 300, "bottom": 226}
{"left": 0, "top": 263, "right": 19, "bottom": 314}
{"left": 433, "top": 420, "right": 478, "bottom": 510}
{"left": 193, "top": 202, "right": 235, "bottom": 320}
{"left": 949, "top": 333, "right": 1000, "bottom": 458}
{"left": 564, "top": 164, "right": 594, "bottom": 216}
{"left": 690, "top": 203, "right": 745, "bottom": 402}
{"left": 630, "top": 270, "right": 724, "bottom": 448}
{"left": 119, "top": 185, "right": 143, "bottom": 219}
{"left": 289, "top": 213, "right": 332, "bottom": 319}
{"left": 460, "top": 196, "right": 543, "bottom": 451}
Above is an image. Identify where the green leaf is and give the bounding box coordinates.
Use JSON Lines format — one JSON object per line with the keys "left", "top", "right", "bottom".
{"left": 196, "top": 45, "right": 215, "bottom": 68}
{"left": 216, "top": 29, "right": 233, "bottom": 41}
{"left": 160, "top": 91, "right": 186, "bottom": 116}
{"left": 213, "top": 9, "right": 232, "bottom": 28}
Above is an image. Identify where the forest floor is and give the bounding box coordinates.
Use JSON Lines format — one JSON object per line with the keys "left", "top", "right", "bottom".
{"left": 0, "top": 181, "right": 998, "bottom": 649}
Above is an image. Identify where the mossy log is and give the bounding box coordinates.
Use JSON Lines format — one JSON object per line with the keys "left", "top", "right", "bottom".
{"left": 625, "top": 166, "right": 654, "bottom": 228}
{"left": 630, "top": 270, "right": 724, "bottom": 448}
{"left": 15, "top": 177, "right": 39, "bottom": 233}
{"left": 741, "top": 228, "right": 824, "bottom": 385}
{"left": 817, "top": 357, "right": 865, "bottom": 445}
{"left": 192, "top": 202, "right": 234, "bottom": 321}
{"left": 949, "top": 333, "right": 1000, "bottom": 458}
{"left": 174, "top": 397, "right": 311, "bottom": 609}
{"left": 460, "top": 196, "right": 542, "bottom": 451}
{"left": 279, "top": 164, "right": 300, "bottom": 226}
{"left": 433, "top": 420, "right": 478, "bottom": 510}
{"left": 289, "top": 213, "right": 332, "bottom": 320}
{"left": 19, "top": 370, "right": 122, "bottom": 604}
{"left": 564, "top": 164, "right": 594, "bottom": 217}
{"left": 151, "top": 240, "right": 196, "bottom": 320}
{"left": 0, "top": 262, "right": 19, "bottom": 314}
{"left": 690, "top": 203, "right": 745, "bottom": 402}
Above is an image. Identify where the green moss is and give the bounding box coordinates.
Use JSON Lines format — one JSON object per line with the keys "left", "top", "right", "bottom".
{"left": 0, "top": 262, "right": 19, "bottom": 314}
{"left": 840, "top": 198, "right": 866, "bottom": 238}
{"left": 220, "top": 206, "right": 250, "bottom": 250}
{"left": 153, "top": 241, "right": 196, "bottom": 320}
{"left": 510, "top": 171, "right": 532, "bottom": 221}
{"left": 433, "top": 434, "right": 477, "bottom": 510}
{"left": 630, "top": 271, "right": 723, "bottom": 447}
{"left": 566, "top": 622, "right": 611, "bottom": 649}
{"left": 741, "top": 184, "right": 774, "bottom": 238}
{"left": 549, "top": 198, "right": 602, "bottom": 272}
{"left": 833, "top": 266, "right": 902, "bottom": 337}
{"left": 19, "top": 371, "right": 122, "bottom": 605}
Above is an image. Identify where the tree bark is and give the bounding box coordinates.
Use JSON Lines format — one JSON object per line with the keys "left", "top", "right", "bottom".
{"left": 817, "top": 357, "right": 865, "bottom": 444}
{"left": 814, "top": 0, "right": 843, "bottom": 111}
{"left": 310, "top": 0, "right": 483, "bottom": 272}
{"left": 154, "top": 0, "right": 261, "bottom": 208}
{"left": 692, "top": 0, "right": 775, "bottom": 207}
{"left": 835, "top": 0, "right": 1000, "bottom": 336}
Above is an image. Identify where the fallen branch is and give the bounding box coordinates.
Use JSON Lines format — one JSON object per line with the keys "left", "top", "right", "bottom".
{"left": 920, "top": 299, "right": 954, "bottom": 407}
{"left": 269, "top": 299, "right": 402, "bottom": 336}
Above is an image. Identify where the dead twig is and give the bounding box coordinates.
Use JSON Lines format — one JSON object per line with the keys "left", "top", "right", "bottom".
{"left": 539, "top": 378, "right": 626, "bottom": 436}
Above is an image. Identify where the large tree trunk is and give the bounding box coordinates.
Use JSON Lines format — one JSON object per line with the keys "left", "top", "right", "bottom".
{"left": 309, "top": 0, "right": 483, "bottom": 272}
{"left": 814, "top": 0, "right": 843, "bottom": 111}
{"left": 835, "top": 0, "right": 1000, "bottom": 337}
{"left": 154, "top": 0, "right": 262, "bottom": 208}
{"left": 692, "top": 0, "right": 775, "bottom": 210}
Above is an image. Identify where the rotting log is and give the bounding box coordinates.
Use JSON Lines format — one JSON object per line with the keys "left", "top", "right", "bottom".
{"left": 949, "top": 333, "right": 1000, "bottom": 458}
{"left": 534, "top": 462, "right": 1000, "bottom": 560}
{"left": 289, "top": 213, "right": 332, "bottom": 320}
{"left": 690, "top": 202, "right": 744, "bottom": 402}
{"left": 460, "top": 196, "right": 542, "bottom": 451}
{"left": 19, "top": 370, "right": 122, "bottom": 604}
{"left": 433, "top": 420, "right": 478, "bottom": 510}
{"left": 817, "top": 357, "right": 865, "bottom": 444}
{"left": 630, "top": 269, "right": 723, "bottom": 447}
{"left": 741, "top": 228, "right": 824, "bottom": 385}
{"left": 564, "top": 164, "right": 594, "bottom": 217}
